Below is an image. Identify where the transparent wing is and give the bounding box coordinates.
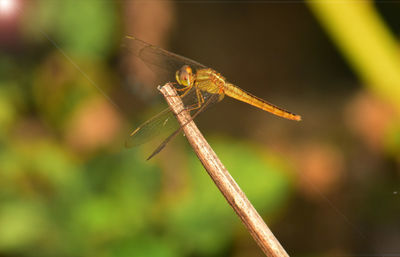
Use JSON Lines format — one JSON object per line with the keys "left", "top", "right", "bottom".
{"left": 121, "top": 36, "right": 207, "bottom": 85}
{"left": 125, "top": 86, "right": 221, "bottom": 149}
{"left": 125, "top": 106, "right": 177, "bottom": 148}
{"left": 122, "top": 36, "right": 221, "bottom": 152}
{"left": 145, "top": 91, "right": 221, "bottom": 160}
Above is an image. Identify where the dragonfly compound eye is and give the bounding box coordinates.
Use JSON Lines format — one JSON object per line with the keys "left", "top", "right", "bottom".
{"left": 176, "top": 65, "right": 194, "bottom": 87}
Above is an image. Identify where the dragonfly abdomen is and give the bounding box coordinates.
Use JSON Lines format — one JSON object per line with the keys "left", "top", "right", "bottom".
{"left": 224, "top": 84, "right": 301, "bottom": 121}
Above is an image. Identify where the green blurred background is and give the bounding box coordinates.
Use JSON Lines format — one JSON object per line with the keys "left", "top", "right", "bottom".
{"left": 1, "top": 0, "right": 400, "bottom": 256}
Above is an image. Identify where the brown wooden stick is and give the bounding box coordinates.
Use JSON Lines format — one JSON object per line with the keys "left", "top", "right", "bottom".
{"left": 158, "top": 83, "right": 289, "bottom": 257}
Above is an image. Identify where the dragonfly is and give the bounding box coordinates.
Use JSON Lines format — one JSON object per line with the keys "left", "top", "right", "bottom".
{"left": 122, "top": 36, "right": 301, "bottom": 159}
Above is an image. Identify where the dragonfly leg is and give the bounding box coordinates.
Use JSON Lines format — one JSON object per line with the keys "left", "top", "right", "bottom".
{"left": 175, "top": 86, "right": 188, "bottom": 92}
{"left": 184, "top": 87, "right": 205, "bottom": 112}
{"left": 177, "top": 85, "right": 193, "bottom": 98}
{"left": 163, "top": 83, "right": 191, "bottom": 99}
{"left": 165, "top": 85, "right": 205, "bottom": 115}
{"left": 164, "top": 85, "right": 199, "bottom": 116}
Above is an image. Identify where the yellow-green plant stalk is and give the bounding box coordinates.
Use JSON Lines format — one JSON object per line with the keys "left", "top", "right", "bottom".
{"left": 307, "top": 1, "right": 400, "bottom": 112}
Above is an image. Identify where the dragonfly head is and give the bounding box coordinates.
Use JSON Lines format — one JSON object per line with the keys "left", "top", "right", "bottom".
{"left": 176, "top": 65, "right": 195, "bottom": 87}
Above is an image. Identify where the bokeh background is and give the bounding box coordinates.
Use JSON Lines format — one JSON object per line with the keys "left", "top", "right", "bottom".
{"left": 1, "top": 0, "right": 400, "bottom": 256}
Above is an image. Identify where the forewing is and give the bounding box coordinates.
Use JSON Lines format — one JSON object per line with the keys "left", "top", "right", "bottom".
{"left": 121, "top": 36, "right": 207, "bottom": 84}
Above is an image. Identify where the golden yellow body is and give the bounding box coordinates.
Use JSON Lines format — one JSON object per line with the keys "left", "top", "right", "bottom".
{"left": 178, "top": 66, "right": 301, "bottom": 121}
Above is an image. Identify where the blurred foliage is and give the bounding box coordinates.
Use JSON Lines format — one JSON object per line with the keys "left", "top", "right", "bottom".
{"left": 23, "top": 0, "right": 118, "bottom": 57}
{"left": 0, "top": 1, "right": 292, "bottom": 256}
{"left": 0, "top": 134, "right": 291, "bottom": 257}
{"left": 1, "top": 0, "right": 400, "bottom": 257}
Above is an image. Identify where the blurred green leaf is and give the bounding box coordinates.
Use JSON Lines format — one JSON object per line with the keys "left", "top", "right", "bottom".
{"left": 56, "top": 0, "right": 117, "bottom": 57}
{"left": 24, "top": 0, "right": 117, "bottom": 57}
{"left": 385, "top": 122, "right": 400, "bottom": 158}
{"left": 0, "top": 85, "right": 17, "bottom": 137}
{"left": 212, "top": 138, "right": 293, "bottom": 213}
{"left": 68, "top": 150, "right": 163, "bottom": 238}
{"left": 110, "top": 235, "right": 181, "bottom": 257}
{"left": 0, "top": 201, "right": 48, "bottom": 251}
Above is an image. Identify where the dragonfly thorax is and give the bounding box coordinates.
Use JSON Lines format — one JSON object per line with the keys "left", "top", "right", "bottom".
{"left": 175, "top": 65, "right": 195, "bottom": 87}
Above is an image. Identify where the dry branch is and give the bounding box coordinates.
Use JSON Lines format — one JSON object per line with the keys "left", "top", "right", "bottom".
{"left": 158, "top": 83, "right": 289, "bottom": 257}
